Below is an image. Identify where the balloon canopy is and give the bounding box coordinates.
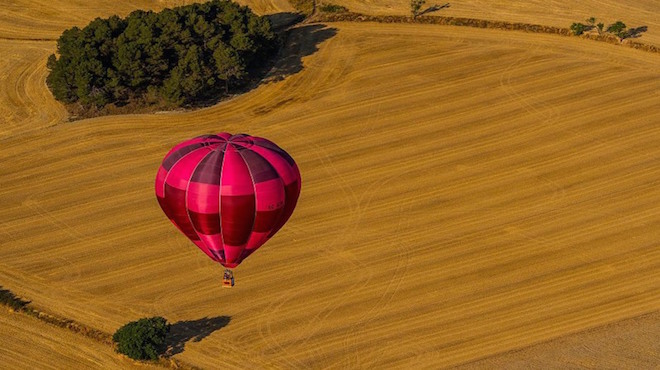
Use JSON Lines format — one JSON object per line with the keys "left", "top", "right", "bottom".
{"left": 155, "top": 133, "right": 301, "bottom": 268}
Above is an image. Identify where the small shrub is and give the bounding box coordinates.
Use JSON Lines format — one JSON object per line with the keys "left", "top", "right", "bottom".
{"left": 410, "top": 0, "right": 425, "bottom": 19}
{"left": 319, "top": 3, "right": 349, "bottom": 13}
{"left": 570, "top": 22, "right": 586, "bottom": 36}
{"left": 607, "top": 21, "right": 627, "bottom": 40}
{"left": 112, "top": 317, "right": 170, "bottom": 361}
{"left": 597, "top": 22, "right": 604, "bottom": 35}
{"left": 290, "top": 0, "right": 315, "bottom": 15}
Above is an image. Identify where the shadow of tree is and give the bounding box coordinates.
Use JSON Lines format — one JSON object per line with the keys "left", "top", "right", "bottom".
{"left": 627, "top": 25, "right": 648, "bottom": 39}
{"left": 266, "top": 12, "right": 305, "bottom": 31}
{"left": 420, "top": 2, "right": 450, "bottom": 16}
{"left": 166, "top": 316, "right": 231, "bottom": 355}
{"left": 0, "top": 286, "right": 30, "bottom": 311}
{"left": 264, "top": 24, "right": 338, "bottom": 83}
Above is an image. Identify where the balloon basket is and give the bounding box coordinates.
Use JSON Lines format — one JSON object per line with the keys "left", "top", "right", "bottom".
{"left": 222, "top": 269, "right": 235, "bottom": 288}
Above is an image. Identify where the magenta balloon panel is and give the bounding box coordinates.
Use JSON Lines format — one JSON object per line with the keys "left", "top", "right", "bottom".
{"left": 155, "top": 133, "right": 301, "bottom": 268}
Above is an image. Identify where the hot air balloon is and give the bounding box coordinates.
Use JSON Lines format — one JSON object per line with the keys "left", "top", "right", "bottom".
{"left": 155, "top": 133, "right": 301, "bottom": 287}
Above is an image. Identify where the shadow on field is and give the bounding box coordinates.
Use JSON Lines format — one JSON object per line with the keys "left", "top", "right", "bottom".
{"left": 266, "top": 12, "right": 305, "bottom": 31}
{"left": 265, "top": 24, "right": 338, "bottom": 82}
{"left": 420, "top": 2, "right": 450, "bottom": 16}
{"left": 0, "top": 286, "right": 30, "bottom": 311}
{"left": 627, "top": 25, "right": 648, "bottom": 39}
{"left": 166, "top": 316, "right": 231, "bottom": 355}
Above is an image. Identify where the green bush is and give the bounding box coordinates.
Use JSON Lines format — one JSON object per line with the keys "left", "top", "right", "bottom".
{"left": 607, "top": 21, "right": 627, "bottom": 40}
{"left": 46, "top": 0, "right": 277, "bottom": 108}
{"left": 112, "top": 317, "right": 170, "bottom": 361}
{"left": 319, "top": 3, "right": 349, "bottom": 13}
{"left": 289, "top": 0, "right": 315, "bottom": 16}
{"left": 570, "top": 22, "right": 586, "bottom": 36}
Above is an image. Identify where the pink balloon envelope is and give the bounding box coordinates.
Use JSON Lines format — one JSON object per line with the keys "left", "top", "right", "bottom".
{"left": 155, "top": 133, "right": 301, "bottom": 268}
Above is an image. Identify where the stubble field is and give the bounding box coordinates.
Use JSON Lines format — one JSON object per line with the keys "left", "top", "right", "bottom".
{"left": 0, "top": 1, "right": 658, "bottom": 369}
{"left": 327, "top": 0, "right": 660, "bottom": 47}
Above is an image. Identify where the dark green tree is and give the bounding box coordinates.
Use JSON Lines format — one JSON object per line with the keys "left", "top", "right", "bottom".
{"left": 570, "top": 22, "right": 586, "bottom": 36}
{"left": 46, "top": 27, "right": 84, "bottom": 103}
{"left": 112, "top": 317, "right": 170, "bottom": 361}
{"left": 607, "top": 21, "right": 627, "bottom": 41}
{"left": 214, "top": 43, "right": 245, "bottom": 92}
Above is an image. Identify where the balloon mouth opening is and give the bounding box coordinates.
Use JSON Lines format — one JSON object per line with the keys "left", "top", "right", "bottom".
{"left": 222, "top": 262, "right": 239, "bottom": 269}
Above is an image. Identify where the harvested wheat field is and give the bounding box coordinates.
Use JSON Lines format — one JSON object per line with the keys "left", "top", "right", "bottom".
{"left": 457, "top": 311, "right": 660, "bottom": 369}
{"left": 327, "top": 0, "right": 660, "bottom": 47}
{"left": 1, "top": 0, "right": 659, "bottom": 368}
{"left": 0, "top": 0, "right": 292, "bottom": 41}
{"left": 0, "top": 308, "right": 162, "bottom": 370}
{"left": 0, "top": 0, "right": 189, "bottom": 40}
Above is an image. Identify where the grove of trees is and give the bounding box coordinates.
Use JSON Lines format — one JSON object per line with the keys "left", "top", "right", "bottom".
{"left": 570, "top": 17, "right": 641, "bottom": 42}
{"left": 46, "top": 0, "right": 277, "bottom": 109}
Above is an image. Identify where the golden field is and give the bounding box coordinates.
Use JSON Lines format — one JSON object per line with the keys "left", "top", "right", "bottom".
{"left": 0, "top": 0, "right": 659, "bottom": 368}
{"left": 0, "top": 308, "right": 162, "bottom": 369}
{"left": 327, "top": 0, "right": 660, "bottom": 47}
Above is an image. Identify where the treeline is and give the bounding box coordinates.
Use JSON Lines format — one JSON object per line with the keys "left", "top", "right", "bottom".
{"left": 571, "top": 18, "right": 646, "bottom": 42}
{"left": 310, "top": 12, "right": 658, "bottom": 54}
{"left": 46, "top": 0, "right": 277, "bottom": 108}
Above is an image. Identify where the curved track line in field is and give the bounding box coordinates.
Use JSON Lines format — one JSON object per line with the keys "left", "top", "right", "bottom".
{"left": 21, "top": 199, "right": 103, "bottom": 249}
{"left": 499, "top": 45, "right": 556, "bottom": 122}
{"left": 498, "top": 43, "right": 658, "bottom": 166}
{"left": 253, "top": 125, "right": 368, "bottom": 367}
{"left": 0, "top": 40, "right": 66, "bottom": 139}
{"left": 347, "top": 189, "right": 414, "bottom": 367}
{"left": 306, "top": 161, "right": 422, "bottom": 366}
